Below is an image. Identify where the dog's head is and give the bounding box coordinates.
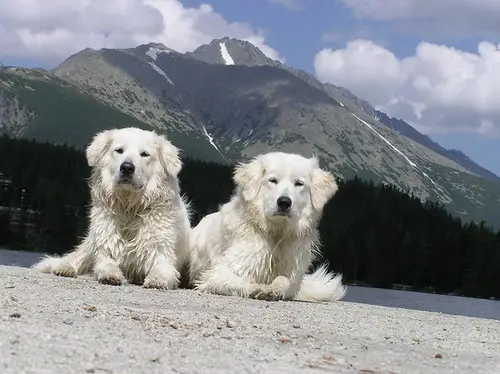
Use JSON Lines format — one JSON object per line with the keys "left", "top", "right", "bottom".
{"left": 233, "top": 152, "right": 338, "bottom": 231}
{"left": 86, "top": 127, "right": 182, "bottom": 202}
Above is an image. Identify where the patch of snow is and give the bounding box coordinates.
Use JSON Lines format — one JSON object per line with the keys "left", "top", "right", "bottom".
{"left": 248, "top": 128, "right": 253, "bottom": 136}
{"left": 219, "top": 43, "right": 235, "bottom": 65}
{"left": 351, "top": 113, "right": 448, "bottom": 196}
{"left": 147, "top": 61, "right": 174, "bottom": 85}
{"left": 202, "top": 126, "right": 228, "bottom": 161}
{"left": 352, "top": 113, "right": 416, "bottom": 168}
{"left": 202, "top": 126, "right": 219, "bottom": 151}
{"left": 339, "top": 101, "right": 344, "bottom": 107}
{"left": 145, "top": 47, "right": 171, "bottom": 61}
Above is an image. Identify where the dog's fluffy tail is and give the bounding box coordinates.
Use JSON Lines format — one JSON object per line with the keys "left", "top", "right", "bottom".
{"left": 31, "top": 255, "right": 65, "bottom": 273}
{"left": 294, "top": 264, "right": 347, "bottom": 302}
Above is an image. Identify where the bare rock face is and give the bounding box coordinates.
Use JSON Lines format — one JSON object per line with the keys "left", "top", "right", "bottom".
{"left": 1, "top": 38, "right": 500, "bottom": 228}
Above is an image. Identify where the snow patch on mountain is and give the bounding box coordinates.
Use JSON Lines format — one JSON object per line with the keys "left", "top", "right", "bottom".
{"left": 203, "top": 126, "right": 227, "bottom": 161}
{"left": 147, "top": 62, "right": 174, "bottom": 85}
{"left": 351, "top": 113, "right": 449, "bottom": 198}
{"left": 219, "top": 43, "right": 235, "bottom": 65}
{"left": 146, "top": 47, "right": 171, "bottom": 61}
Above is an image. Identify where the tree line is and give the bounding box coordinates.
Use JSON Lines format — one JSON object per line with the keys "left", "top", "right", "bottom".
{"left": 0, "top": 135, "right": 499, "bottom": 299}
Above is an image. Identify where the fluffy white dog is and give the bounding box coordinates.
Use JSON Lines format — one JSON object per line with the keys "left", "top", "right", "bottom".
{"left": 32, "top": 127, "right": 190, "bottom": 290}
{"left": 188, "top": 151, "right": 347, "bottom": 302}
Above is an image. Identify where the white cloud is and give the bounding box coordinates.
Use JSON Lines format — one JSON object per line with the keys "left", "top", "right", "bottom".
{"left": 0, "top": 0, "right": 283, "bottom": 65}
{"left": 314, "top": 39, "right": 500, "bottom": 137}
{"left": 341, "top": 0, "right": 500, "bottom": 37}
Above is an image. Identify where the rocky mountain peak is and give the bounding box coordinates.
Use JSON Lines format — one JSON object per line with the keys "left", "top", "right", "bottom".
{"left": 186, "top": 37, "right": 282, "bottom": 68}
{"left": 134, "top": 42, "right": 178, "bottom": 61}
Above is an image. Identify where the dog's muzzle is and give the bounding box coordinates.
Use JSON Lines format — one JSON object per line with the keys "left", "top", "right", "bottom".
{"left": 118, "top": 161, "right": 135, "bottom": 183}
{"left": 275, "top": 195, "right": 292, "bottom": 216}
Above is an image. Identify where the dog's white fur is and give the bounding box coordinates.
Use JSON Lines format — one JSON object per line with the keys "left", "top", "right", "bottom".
{"left": 188, "top": 151, "right": 347, "bottom": 302}
{"left": 31, "top": 127, "right": 190, "bottom": 289}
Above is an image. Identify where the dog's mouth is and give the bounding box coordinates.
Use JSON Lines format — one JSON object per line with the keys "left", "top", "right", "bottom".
{"left": 117, "top": 175, "right": 133, "bottom": 184}
{"left": 116, "top": 176, "right": 143, "bottom": 189}
{"left": 272, "top": 210, "right": 292, "bottom": 218}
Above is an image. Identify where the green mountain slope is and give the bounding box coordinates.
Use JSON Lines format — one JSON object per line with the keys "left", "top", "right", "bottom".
{"left": 0, "top": 67, "right": 226, "bottom": 163}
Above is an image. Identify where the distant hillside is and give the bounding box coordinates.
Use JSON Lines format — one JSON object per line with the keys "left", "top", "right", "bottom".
{"left": 0, "top": 66, "right": 226, "bottom": 163}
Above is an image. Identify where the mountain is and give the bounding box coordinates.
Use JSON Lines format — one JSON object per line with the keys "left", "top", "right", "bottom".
{"left": 187, "top": 37, "right": 282, "bottom": 68}
{"left": 0, "top": 66, "right": 147, "bottom": 146}
{"left": 190, "top": 38, "right": 499, "bottom": 183}
{"left": 1, "top": 38, "right": 500, "bottom": 228}
{"left": 373, "top": 110, "right": 500, "bottom": 182}
{"left": 0, "top": 65, "right": 226, "bottom": 163}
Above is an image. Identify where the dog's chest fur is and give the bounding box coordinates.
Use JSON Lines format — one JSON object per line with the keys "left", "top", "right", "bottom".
{"left": 233, "top": 234, "right": 312, "bottom": 285}
{"left": 92, "top": 204, "right": 177, "bottom": 283}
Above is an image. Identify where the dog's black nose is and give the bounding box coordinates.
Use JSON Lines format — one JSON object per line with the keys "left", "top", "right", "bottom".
{"left": 276, "top": 196, "right": 292, "bottom": 211}
{"left": 120, "top": 162, "right": 135, "bottom": 175}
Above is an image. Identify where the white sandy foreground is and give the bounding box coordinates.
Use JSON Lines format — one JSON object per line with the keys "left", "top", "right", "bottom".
{"left": 1, "top": 265, "right": 499, "bottom": 374}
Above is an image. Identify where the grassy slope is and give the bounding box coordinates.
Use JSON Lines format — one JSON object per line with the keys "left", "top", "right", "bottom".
{"left": 0, "top": 69, "right": 226, "bottom": 163}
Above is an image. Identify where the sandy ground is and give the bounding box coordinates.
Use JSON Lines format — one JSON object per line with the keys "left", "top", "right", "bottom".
{"left": 1, "top": 265, "right": 499, "bottom": 374}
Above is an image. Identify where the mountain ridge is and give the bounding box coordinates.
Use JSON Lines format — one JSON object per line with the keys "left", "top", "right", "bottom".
{"left": 1, "top": 38, "right": 499, "bottom": 229}
{"left": 189, "top": 37, "right": 498, "bottom": 181}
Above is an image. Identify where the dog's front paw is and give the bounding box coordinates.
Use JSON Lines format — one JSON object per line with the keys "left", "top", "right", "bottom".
{"left": 250, "top": 285, "right": 285, "bottom": 301}
{"left": 96, "top": 269, "right": 124, "bottom": 286}
{"left": 53, "top": 263, "right": 77, "bottom": 278}
{"left": 98, "top": 274, "right": 123, "bottom": 286}
{"left": 95, "top": 261, "right": 125, "bottom": 286}
{"left": 143, "top": 266, "right": 179, "bottom": 290}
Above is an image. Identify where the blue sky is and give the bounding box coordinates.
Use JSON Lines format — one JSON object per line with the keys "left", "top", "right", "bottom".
{"left": 2, "top": 0, "right": 499, "bottom": 175}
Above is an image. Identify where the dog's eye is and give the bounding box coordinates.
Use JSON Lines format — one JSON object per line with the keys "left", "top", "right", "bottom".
{"left": 294, "top": 180, "right": 304, "bottom": 187}
{"left": 115, "top": 148, "right": 124, "bottom": 154}
{"left": 268, "top": 177, "right": 278, "bottom": 184}
{"left": 140, "top": 151, "right": 150, "bottom": 157}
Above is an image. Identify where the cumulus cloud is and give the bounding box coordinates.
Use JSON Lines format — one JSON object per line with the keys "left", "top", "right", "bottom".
{"left": 340, "top": 0, "right": 500, "bottom": 37}
{"left": 0, "top": 0, "right": 283, "bottom": 65}
{"left": 314, "top": 39, "right": 500, "bottom": 137}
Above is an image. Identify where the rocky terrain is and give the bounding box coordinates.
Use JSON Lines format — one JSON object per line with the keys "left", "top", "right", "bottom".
{"left": 1, "top": 37, "right": 500, "bottom": 227}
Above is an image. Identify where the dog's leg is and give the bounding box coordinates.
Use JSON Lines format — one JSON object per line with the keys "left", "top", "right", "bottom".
{"left": 33, "top": 240, "right": 94, "bottom": 278}
{"left": 143, "top": 262, "right": 180, "bottom": 290}
{"left": 52, "top": 243, "right": 93, "bottom": 278}
{"left": 139, "top": 208, "right": 193, "bottom": 290}
{"left": 249, "top": 275, "right": 294, "bottom": 301}
{"left": 195, "top": 265, "right": 260, "bottom": 298}
{"left": 94, "top": 253, "right": 125, "bottom": 286}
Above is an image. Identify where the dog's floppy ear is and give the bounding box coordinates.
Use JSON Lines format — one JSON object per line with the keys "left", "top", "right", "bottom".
{"left": 86, "top": 129, "right": 115, "bottom": 167}
{"left": 233, "top": 156, "right": 265, "bottom": 201}
{"left": 309, "top": 157, "right": 338, "bottom": 212}
{"left": 157, "top": 133, "right": 182, "bottom": 177}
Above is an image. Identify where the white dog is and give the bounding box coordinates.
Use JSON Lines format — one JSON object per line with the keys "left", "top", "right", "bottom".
{"left": 188, "top": 151, "right": 347, "bottom": 302}
{"left": 32, "top": 127, "right": 190, "bottom": 290}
